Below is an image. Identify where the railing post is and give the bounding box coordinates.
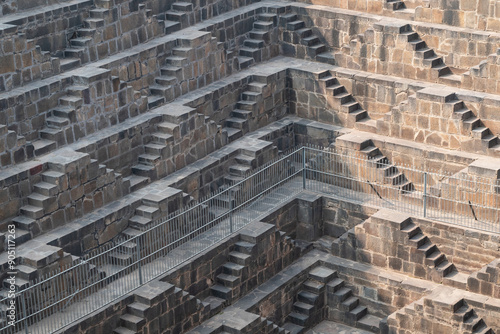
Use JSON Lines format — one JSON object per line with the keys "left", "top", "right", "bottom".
{"left": 21, "top": 293, "right": 28, "bottom": 334}
{"left": 137, "top": 235, "right": 143, "bottom": 285}
{"left": 229, "top": 190, "right": 234, "bottom": 233}
{"left": 423, "top": 172, "right": 428, "bottom": 218}
{"left": 302, "top": 147, "right": 306, "bottom": 190}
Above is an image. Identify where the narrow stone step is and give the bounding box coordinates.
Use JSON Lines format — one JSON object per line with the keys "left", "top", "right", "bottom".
{"left": 282, "top": 322, "right": 304, "bottom": 334}
{"left": 20, "top": 205, "right": 44, "bottom": 219}
{"left": 210, "top": 284, "right": 232, "bottom": 300}
{"left": 119, "top": 313, "right": 145, "bottom": 332}
{"left": 59, "top": 58, "right": 81, "bottom": 71}
{"left": 33, "top": 139, "right": 57, "bottom": 156}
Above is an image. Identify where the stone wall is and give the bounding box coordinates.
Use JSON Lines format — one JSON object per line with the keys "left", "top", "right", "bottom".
{"left": 0, "top": 32, "right": 58, "bottom": 92}
{"left": 414, "top": 0, "right": 500, "bottom": 32}
{"left": 322, "top": 197, "right": 377, "bottom": 238}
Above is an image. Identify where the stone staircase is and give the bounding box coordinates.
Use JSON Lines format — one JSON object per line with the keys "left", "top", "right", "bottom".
{"left": 453, "top": 300, "right": 495, "bottom": 334}
{"left": 398, "top": 27, "right": 461, "bottom": 84}
{"left": 222, "top": 81, "right": 267, "bottom": 141}
{"left": 37, "top": 87, "right": 86, "bottom": 155}
{"left": 126, "top": 121, "right": 177, "bottom": 191}
{"left": 10, "top": 160, "right": 108, "bottom": 245}
{"left": 55, "top": 8, "right": 109, "bottom": 72}
{"left": 386, "top": 297, "right": 494, "bottom": 334}
{"left": 237, "top": 13, "right": 277, "bottom": 69}
{"left": 358, "top": 145, "right": 415, "bottom": 193}
{"left": 401, "top": 220, "right": 458, "bottom": 282}
{"left": 447, "top": 98, "right": 500, "bottom": 151}
{"left": 317, "top": 71, "right": 377, "bottom": 132}
{"left": 282, "top": 266, "right": 335, "bottom": 334}
{"left": 280, "top": 13, "right": 332, "bottom": 63}
{"left": 148, "top": 54, "right": 185, "bottom": 109}
{"left": 209, "top": 239, "right": 254, "bottom": 304}
{"left": 328, "top": 275, "right": 382, "bottom": 333}
{"left": 165, "top": 1, "right": 195, "bottom": 30}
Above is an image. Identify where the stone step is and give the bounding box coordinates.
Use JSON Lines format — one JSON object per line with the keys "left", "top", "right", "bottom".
{"left": 59, "top": 58, "right": 81, "bottom": 72}
{"left": 357, "top": 314, "right": 382, "bottom": 333}
{"left": 40, "top": 127, "right": 64, "bottom": 144}
{"left": 172, "top": 2, "right": 193, "bottom": 11}
{"left": 28, "top": 192, "right": 56, "bottom": 213}
{"left": 203, "top": 296, "right": 225, "bottom": 314}
{"left": 59, "top": 96, "right": 83, "bottom": 109}
{"left": 129, "top": 215, "right": 153, "bottom": 231}
{"left": 14, "top": 229, "right": 31, "bottom": 245}
{"left": 33, "top": 181, "right": 59, "bottom": 197}
{"left": 70, "top": 37, "right": 93, "bottom": 47}
{"left": 135, "top": 205, "right": 160, "bottom": 220}
{"left": 297, "top": 290, "right": 319, "bottom": 306}
{"left": 64, "top": 48, "right": 85, "bottom": 59}
{"left": 340, "top": 296, "right": 359, "bottom": 312}
{"left": 110, "top": 252, "right": 133, "bottom": 266}
{"left": 160, "top": 65, "right": 183, "bottom": 79}
{"left": 229, "top": 251, "right": 251, "bottom": 266}
{"left": 3, "top": 277, "right": 29, "bottom": 290}
{"left": 20, "top": 205, "right": 44, "bottom": 219}
{"left": 126, "top": 174, "right": 150, "bottom": 191}
{"left": 244, "top": 39, "right": 265, "bottom": 49}
{"left": 84, "top": 18, "right": 105, "bottom": 29}
{"left": 239, "top": 47, "right": 260, "bottom": 59}
{"left": 254, "top": 20, "right": 274, "bottom": 31}
{"left": 293, "top": 301, "right": 314, "bottom": 315}
{"left": 114, "top": 327, "right": 135, "bottom": 334}
{"left": 164, "top": 20, "right": 181, "bottom": 34}
{"left": 216, "top": 273, "right": 240, "bottom": 288}
{"left": 15, "top": 265, "right": 38, "bottom": 281}
{"left": 33, "top": 139, "right": 57, "bottom": 156}
{"left": 229, "top": 164, "right": 251, "bottom": 177}
{"left": 233, "top": 241, "right": 255, "bottom": 254}
{"left": 77, "top": 28, "right": 97, "bottom": 37}
{"left": 166, "top": 56, "right": 189, "bottom": 67}
{"left": 232, "top": 109, "right": 253, "bottom": 119}
{"left": 155, "top": 75, "right": 177, "bottom": 86}
{"left": 157, "top": 122, "right": 180, "bottom": 138}
{"left": 46, "top": 116, "right": 70, "bottom": 128}
{"left": 225, "top": 117, "right": 247, "bottom": 130}
{"left": 145, "top": 143, "right": 168, "bottom": 157}
{"left": 238, "top": 56, "right": 254, "bottom": 69}
{"left": 210, "top": 284, "right": 232, "bottom": 300}
{"left": 138, "top": 154, "right": 161, "bottom": 166}
{"left": 309, "top": 266, "right": 336, "bottom": 283}
{"left": 127, "top": 302, "right": 149, "bottom": 318}
{"left": 288, "top": 312, "right": 309, "bottom": 327}
{"left": 287, "top": 20, "right": 305, "bottom": 31}
{"left": 151, "top": 132, "right": 174, "bottom": 145}
{"left": 247, "top": 82, "right": 267, "bottom": 92}
{"left": 119, "top": 313, "right": 145, "bottom": 332}
{"left": 302, "top": 279, "right": 325, "bottom": 294}
{"left": 348, "top": 305, "right": 368, "bottom": 321}
{"left": 222, "top": 127, "right": 242, "bottom": 142}
{"left": 12, "top": 216, "right": 37, "bottom": 232}
{"left": 51, "top": 106, "right": 76, "bottom": 122}
{"left": 241, "top": 91, "right": 261, "bottom": 101}
{"left": 223, "top": 262, "right": 245, "bottom": 276}
{"left": 147, "top": 95, "right": 165, "bottom": 109}
{"left": 235, "top": 154, "right": 256, "bottom": 167}
{"left": 282, "top": 322, "right": 304, "bottom": 334}
{"left": 90, "top": 8, "right": 109, "bottom": 19}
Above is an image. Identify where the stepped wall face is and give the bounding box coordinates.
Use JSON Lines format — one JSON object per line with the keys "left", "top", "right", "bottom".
{"left": 3, "top": 0, "right": 500, "bottom": 333}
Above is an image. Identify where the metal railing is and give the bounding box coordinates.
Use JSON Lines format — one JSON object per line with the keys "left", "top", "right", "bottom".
{"left": 3, "top": 145, "right": 500, "bottom": 333}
